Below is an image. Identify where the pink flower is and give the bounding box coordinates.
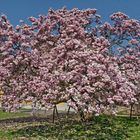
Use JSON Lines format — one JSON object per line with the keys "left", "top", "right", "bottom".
{"left": 129, "top": 39, "right": 139, "bottom": 45}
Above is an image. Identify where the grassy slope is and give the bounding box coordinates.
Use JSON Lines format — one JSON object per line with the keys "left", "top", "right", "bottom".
{"left": 0, "top": 110, "right": 140, "bottom": 140}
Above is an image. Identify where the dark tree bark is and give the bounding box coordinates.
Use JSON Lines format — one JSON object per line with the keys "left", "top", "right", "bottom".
{"left": 130, "top": 104, "right": 133, "bottom": 120}
{"left": 52, "top": 105, "right": 59, "bottom": 123}
{"left": 67, "top": 106, "right": 71, "bottom": 116}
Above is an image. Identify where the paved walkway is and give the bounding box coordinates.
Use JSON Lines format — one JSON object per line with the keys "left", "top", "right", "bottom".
{"left": 21, "top": 102, "right": 75, "bottom": 116}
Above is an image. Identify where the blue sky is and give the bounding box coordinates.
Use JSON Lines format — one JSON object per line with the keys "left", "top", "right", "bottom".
{"left": 0, "top": 0, "right": 139, "bottom": 26}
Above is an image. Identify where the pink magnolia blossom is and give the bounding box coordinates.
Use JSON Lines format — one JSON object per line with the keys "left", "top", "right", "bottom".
{"left": 0, "top": 8, "right": 139, "bottom": 116}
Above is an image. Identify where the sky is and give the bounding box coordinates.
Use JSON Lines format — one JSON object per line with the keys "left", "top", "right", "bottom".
{"left": 0, "top": 0, "right": 139, "bottom": 26}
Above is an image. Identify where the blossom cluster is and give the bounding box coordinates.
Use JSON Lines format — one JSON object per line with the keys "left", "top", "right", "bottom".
{"left": 0, "top": 8, "right": 139, "bottom": 115}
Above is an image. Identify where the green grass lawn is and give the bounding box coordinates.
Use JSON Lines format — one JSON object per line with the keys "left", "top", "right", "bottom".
{"left": 0, "top": 109, "right": 31, "bottom": 120}
{"left": 0, "top": 110, "right": 140, "bottom": 140}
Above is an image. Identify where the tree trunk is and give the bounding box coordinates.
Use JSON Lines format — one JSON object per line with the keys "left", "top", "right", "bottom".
{"left": 52, "top": 105, "right": 59, "bottom": 123}
{"left": 67, "top": 106, "right": 71, "bottom": 116}
{"left": 130, "top": 104, "right": 133, "bottom": 120}
{"left": 79, "top": 110, "right": 85, "bottom": 122}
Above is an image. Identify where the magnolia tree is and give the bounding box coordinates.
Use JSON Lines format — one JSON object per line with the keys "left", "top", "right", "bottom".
{"left": 117, "top": 46, "right": 140, "bottom": 116}
{"left": 0, "top": 8, "right": 139, "bottom": 119}
{"left": 119, "top": 46, "right": 140, "bottom": 117}
{"left": 0, "top": 15, "right": 37, "bottom": 111}
{"left": 99, "top": 12, "right": 140, "bottom": 116}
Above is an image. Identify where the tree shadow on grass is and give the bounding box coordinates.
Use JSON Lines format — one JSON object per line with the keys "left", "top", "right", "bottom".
{"left": 10, "top": 115, "right": 139, "bottom": 140}
{"left": 0, "top": 116, "right": 50, "bottom": 124}
{"left": 0, "top": 112, "right": 74, "bottom": 128}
